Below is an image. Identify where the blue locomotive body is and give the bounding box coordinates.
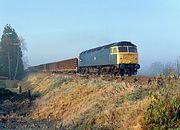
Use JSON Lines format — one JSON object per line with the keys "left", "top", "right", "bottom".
{"left": 79, "top": 46, "right": 117, "bottom": 67}
{"left": 78, "top": 41, "right": 140, "bottom": 76}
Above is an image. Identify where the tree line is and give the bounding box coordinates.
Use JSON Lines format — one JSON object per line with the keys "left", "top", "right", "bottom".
{"left": 139, "top": 60, "right": 180, "bottom": 77}
{"left": 0, "top": 24, "right": 25, "bottom": 80}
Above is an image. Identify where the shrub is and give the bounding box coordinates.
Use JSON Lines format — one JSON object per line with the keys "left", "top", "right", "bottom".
{"left": 144, "top": 88, "right": 180, "bottom": 129}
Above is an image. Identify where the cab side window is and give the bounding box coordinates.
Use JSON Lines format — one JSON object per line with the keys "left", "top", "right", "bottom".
{"left": 111, "top": 48, "right": 117, "bottom": 53}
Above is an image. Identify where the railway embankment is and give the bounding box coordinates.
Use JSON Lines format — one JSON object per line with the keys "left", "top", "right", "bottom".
{"left": 1, "top": 73, "right": 179, "bottom": 129}
{"left": 20, "top": 73, "right": 179, "bottom": 129}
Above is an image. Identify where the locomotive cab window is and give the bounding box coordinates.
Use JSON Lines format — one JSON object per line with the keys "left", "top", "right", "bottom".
{"left": 119, "top": 47, "right": 128, "bottom": 52}
{"left": 128, "top": 47, "right": 137, "bottom": 53}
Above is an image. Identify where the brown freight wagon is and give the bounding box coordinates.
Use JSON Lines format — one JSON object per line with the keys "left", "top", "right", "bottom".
{"left": 46, "top": 58, "right": 78, "bottom": 73}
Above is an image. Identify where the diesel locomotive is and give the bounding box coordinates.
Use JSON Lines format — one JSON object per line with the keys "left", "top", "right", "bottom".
{"left": 28, "top": 41, "right": 140, "bottom": 76}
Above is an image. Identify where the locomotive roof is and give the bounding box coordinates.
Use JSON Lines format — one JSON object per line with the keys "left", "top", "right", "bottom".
{"left": 80, "top": 41, "right": 136, "bottom": 54}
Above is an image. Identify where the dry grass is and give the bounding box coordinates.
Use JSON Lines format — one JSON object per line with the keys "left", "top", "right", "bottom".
{"left": 22, "top": 73, "right": 176, "bottom": 129}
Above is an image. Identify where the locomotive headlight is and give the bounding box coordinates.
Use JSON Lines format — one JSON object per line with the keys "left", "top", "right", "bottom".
{"left": 119, "top": 55, "right": 123, "bottom": 60}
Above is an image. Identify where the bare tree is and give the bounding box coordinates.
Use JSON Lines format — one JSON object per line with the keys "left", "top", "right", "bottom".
{"left": 19, "top": 37, "right": 29, "bottom": 69}
{"left": 148, "top": 62, "right": 164, "bottom": 76}
{"left": 162, "top": 62, "right": 177, "bottom": 77}
{"left": 176, "top": 58, "right": 180, "bottom": 78}
{"left": 13, "top": 37, "right": 27, "bottom": 80}
{"left": 13, "top": 39, "right": 21, "bottom": 80}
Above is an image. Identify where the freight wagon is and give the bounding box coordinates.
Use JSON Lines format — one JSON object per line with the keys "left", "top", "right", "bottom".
{"left": 28, "top": 58, "right": 78, "bottom": 73}
{"left": 45, "top": 58, "right": 78, "bottom": 73}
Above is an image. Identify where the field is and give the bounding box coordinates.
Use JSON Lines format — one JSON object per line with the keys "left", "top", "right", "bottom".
{"left": 0, "top": 73, "right": 179, "bottom": 129}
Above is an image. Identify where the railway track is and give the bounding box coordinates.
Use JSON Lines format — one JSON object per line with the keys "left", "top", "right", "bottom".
{"left": 78, "top": 74, "right": 157, "bottom": 84}
{"left": 39, "top": 72, "right": 159, "bottom": 85}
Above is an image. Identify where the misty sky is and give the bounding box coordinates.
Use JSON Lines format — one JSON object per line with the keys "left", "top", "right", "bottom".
{"left": 0, "top": 0, "right": 180, "bottom": 68}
